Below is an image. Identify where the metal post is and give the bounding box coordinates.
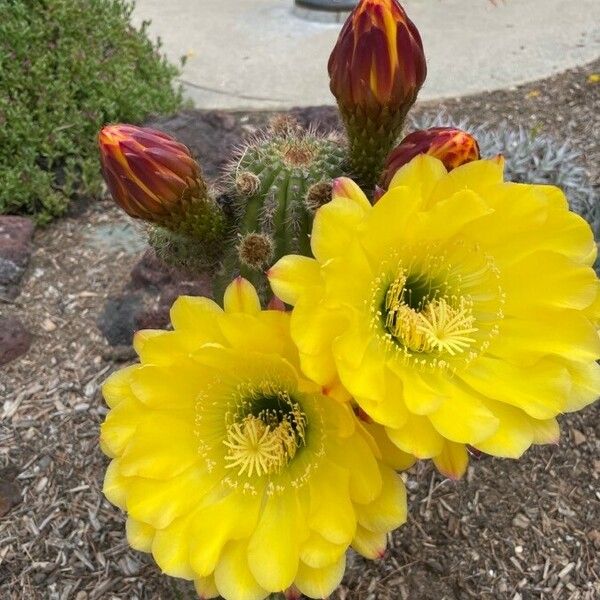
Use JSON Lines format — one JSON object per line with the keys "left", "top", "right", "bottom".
{"left": 294, "top": 0, "right": 358, "bottom": 11}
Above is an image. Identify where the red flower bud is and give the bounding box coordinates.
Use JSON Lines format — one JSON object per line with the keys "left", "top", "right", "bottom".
{"left": 328, "top": 0, "right": 426, "bottom": 112}
{"left": 98, "top": 124, "right": 205, "bottom": 222}
{"left": 380, "top": 127, "right": 480, "bottom": 189}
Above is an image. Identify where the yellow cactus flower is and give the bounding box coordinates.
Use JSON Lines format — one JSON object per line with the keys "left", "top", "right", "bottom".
{"left": 100, "top": 278, "right": 409, "bottom": 600}
{"left": 268, "top": 156, "right": 600, "bottom": 479}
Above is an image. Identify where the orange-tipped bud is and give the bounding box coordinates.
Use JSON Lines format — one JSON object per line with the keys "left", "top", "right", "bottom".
{"left": 328, "top": 0, "right": 426, "bottom": 112}
{"left": 380, "top": 127, "right": 480, "bottom": 189}
{"left": 98, "top": 124, "right": 205, "bottom": 222}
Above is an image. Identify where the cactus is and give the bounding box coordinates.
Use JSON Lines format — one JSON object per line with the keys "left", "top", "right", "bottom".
{"left": 214, "top": 117, "right": 347, "bottom": 301}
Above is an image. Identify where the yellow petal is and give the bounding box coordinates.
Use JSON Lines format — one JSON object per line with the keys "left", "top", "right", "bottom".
{"left": 385, "top": 414, "right": 444, "bottom": 459}
{"left": 291, "top": 294, "right": 347, "bottom": 357}
{"left": 327, "top": 433, "right": 382, "bottom": 505}
{"left": 129, "top": 362, "right": 204, "bottom": 411}
{"left": 135, "top": 330, "right": 206, "bottom": 366}
{"left": 429, "top": 157, "right": 504, "bottom": 206}
{"left": 125, "top": 466, "right": 217, "bottom": 530}
{"left": 322, "top": 243, "right": 373, "bottom": 308}
{"left": 126, "top": 517, "right": 155, "bottom": 552}
{"left": 413, "top": 189, "right": 493, "bottom": 243}
{"left": 214, "top": 540, "right": 268, "bottom": 600}
{"left": 355, "top": 467, "right": 407, "bottom": 533}
{"left": 502, "top": 252, "right": 598, "bottom": 312}
{"left": 332, "top": 177, "right": 371, "bottom": 209}
{"left": 460, "top": 356, "right": 569, "bottom": 419}
{"left": 473, "top": 401, "right": 534, "bottom": 458}
{"left": 490, "top": 312, "right": 600, "bottom": 364}
{"left": 307, "top": 460, "right": 356, "bottom": 545}
{"left": 300, "top": 532, "right": 347, "bottom": 569}
{"left": 190, "top": 491, "right": 262, "bottom": 578}
{"left": 217, "top": 312, "right": 288, "bottom": 355}
{"left": 268, "top": 255, "right": 322, "bottom": 305}
{"left": 465, "top": 184, "right": 595, "bottom": 265}
{"left": 100, "top": 396, "right": 143, "bottom": 457}
{"left": 388, "top": 153, "right": 447, "bottom": 201}
{"left": 103, "top": 459, "right": 127, "bottom": 510}
{"left": 318, "top": 397, "right": 356, "bottom": 439}
{"left": 428, "top": 384, "right": 499, "bottom": 445}
{"left": 311, "top": 197, "right": 368, "bottom": 263}
{"left": 389, "top": 367, "right": 445, "bottom": 415}
{"left": 432, "top": 441, "right": 469, "bottom": 480}
{"left": 351, "top": 525, "right": 387, "bottom": 559}
{"left": 170, "top": 295, "right": 224, "bottom": 339}
{"left": 362, "top": 421, "right": 416, "bottom": 471}
{"left": 531, "top": 418, "right": 560, "bottom": 445}
{"left": 223, "top": 277, "right": 261, "bottom": 314}
{"left": 360, "top": 185, "right": 421, "bottom": 263}
{"left": 118, "top": 413, "right": 197, "bottom": 479}
{"left": 335, "top": 339, "right": 388, "bottom": 409}
{"left": 194, "top": 575, "right": 220, "bottom": 600}
{"left": 133, "top": 329, "right": 164, "bottom": 356}
{"left": 294, "top": 554, "right": 346, "bottom": 599}
{"left": 152, "top": 512, "right": 196, "bottom": 579}
{"left": 564, "top": 359, "right": 600, "bottom": 412}
{"left": 248, "top": 491, "right": 307, "bottom": 591}
{"left": 102, "top": 365, "right": 138, "bottom": 409}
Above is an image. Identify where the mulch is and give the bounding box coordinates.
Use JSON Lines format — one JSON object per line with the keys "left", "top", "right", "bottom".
{"left": 1, "top": 58, "right": 599, "bottom": 600}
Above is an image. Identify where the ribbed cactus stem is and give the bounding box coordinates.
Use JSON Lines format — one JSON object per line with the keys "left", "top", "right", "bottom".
{"left": 216, "top": 119, "right": 348, "bottom": 302}
{"left": 341, "top": 105, "right": 409, "bottom": 193}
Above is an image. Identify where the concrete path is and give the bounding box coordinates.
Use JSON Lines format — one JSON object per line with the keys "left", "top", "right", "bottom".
{"left": 132, "top": 0, "right": 600, "bottom": 110}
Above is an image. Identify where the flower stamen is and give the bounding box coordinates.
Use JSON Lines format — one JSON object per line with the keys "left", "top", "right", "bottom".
{"left": 385, "top": 274, "right": 478, "bottom": 356}
{"left": 224, "top": 401, "right": 306, "bottom": 478}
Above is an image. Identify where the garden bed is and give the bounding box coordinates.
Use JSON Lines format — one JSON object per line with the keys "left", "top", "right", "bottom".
{"left": 1, "top": 59, "right": 599, "bottom": 599}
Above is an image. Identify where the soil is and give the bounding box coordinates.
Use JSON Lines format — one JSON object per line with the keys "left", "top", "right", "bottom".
{"left": 1, "top": 59, "right": 599, "bottom": 600}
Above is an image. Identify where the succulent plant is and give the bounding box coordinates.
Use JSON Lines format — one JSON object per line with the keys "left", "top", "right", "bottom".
{"left": 214, "top": 116, "right": 348, "bottom": 300}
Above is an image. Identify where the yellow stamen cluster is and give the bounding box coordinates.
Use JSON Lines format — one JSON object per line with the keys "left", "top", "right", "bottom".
{"left": 385, "top": 274, "right": 478, "bottom": 356}
{"left": 224, "top": 398, "right": 307, "bottom": 478}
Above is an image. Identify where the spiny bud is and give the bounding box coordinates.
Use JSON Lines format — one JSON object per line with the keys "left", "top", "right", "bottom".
{"left": 98, "top": 124, "right": 206, "bottom": 222}
{"left": 305, "top": 181, "right": 333, "bottom": 212}
{"left": 380, "top": 127, "right": 481, "bottom": 189}
{"left": 238, "top": 233, "right": 274, "bottom": 269}
{"left": 327, "top": 0, "right": 426, "bottom": 190}
{"left": 235, "top": 171, "right": 261, "bottom": 197}
{"left": 328, "top": 0, "right": 426, "bottom": 113}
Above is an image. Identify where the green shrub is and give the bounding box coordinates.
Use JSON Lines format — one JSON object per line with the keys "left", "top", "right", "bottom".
{"left": 0, "top": 0, "right": 183, "bottom": 223}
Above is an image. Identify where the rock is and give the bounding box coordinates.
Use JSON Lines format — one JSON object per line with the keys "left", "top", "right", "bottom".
{"left": 41, "top": 318, "right": 57, "bottom": 332}
{"left": 97, "top": 293, "right": 145, "bottom": 346}
{"left": 99, "top": 248, "right": 214, "bottom": 346}
{"left": 572, "top": 428, "right": 586, "bottom": 446}
{"left": 0, "top": 216, "right": 35, "bottom": 299}
{"left": 0, "top": 316, "right": 32, "bottom": 365}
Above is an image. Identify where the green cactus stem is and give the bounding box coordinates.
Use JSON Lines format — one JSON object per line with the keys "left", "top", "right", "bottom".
{"left": 341, "top": 104, "right": 410, "bottom": 194}
{"left": 215, "top": 117, "right": 347, "bottom": 302}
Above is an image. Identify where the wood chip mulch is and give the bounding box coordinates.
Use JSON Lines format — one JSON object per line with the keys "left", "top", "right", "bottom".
{"left": 1, "top": 60, "right": 599, "bottom": 599}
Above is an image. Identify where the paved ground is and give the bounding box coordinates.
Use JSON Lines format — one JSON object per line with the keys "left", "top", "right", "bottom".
{"left": 132, "top": 0, "right": 600, "bottom": 110}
